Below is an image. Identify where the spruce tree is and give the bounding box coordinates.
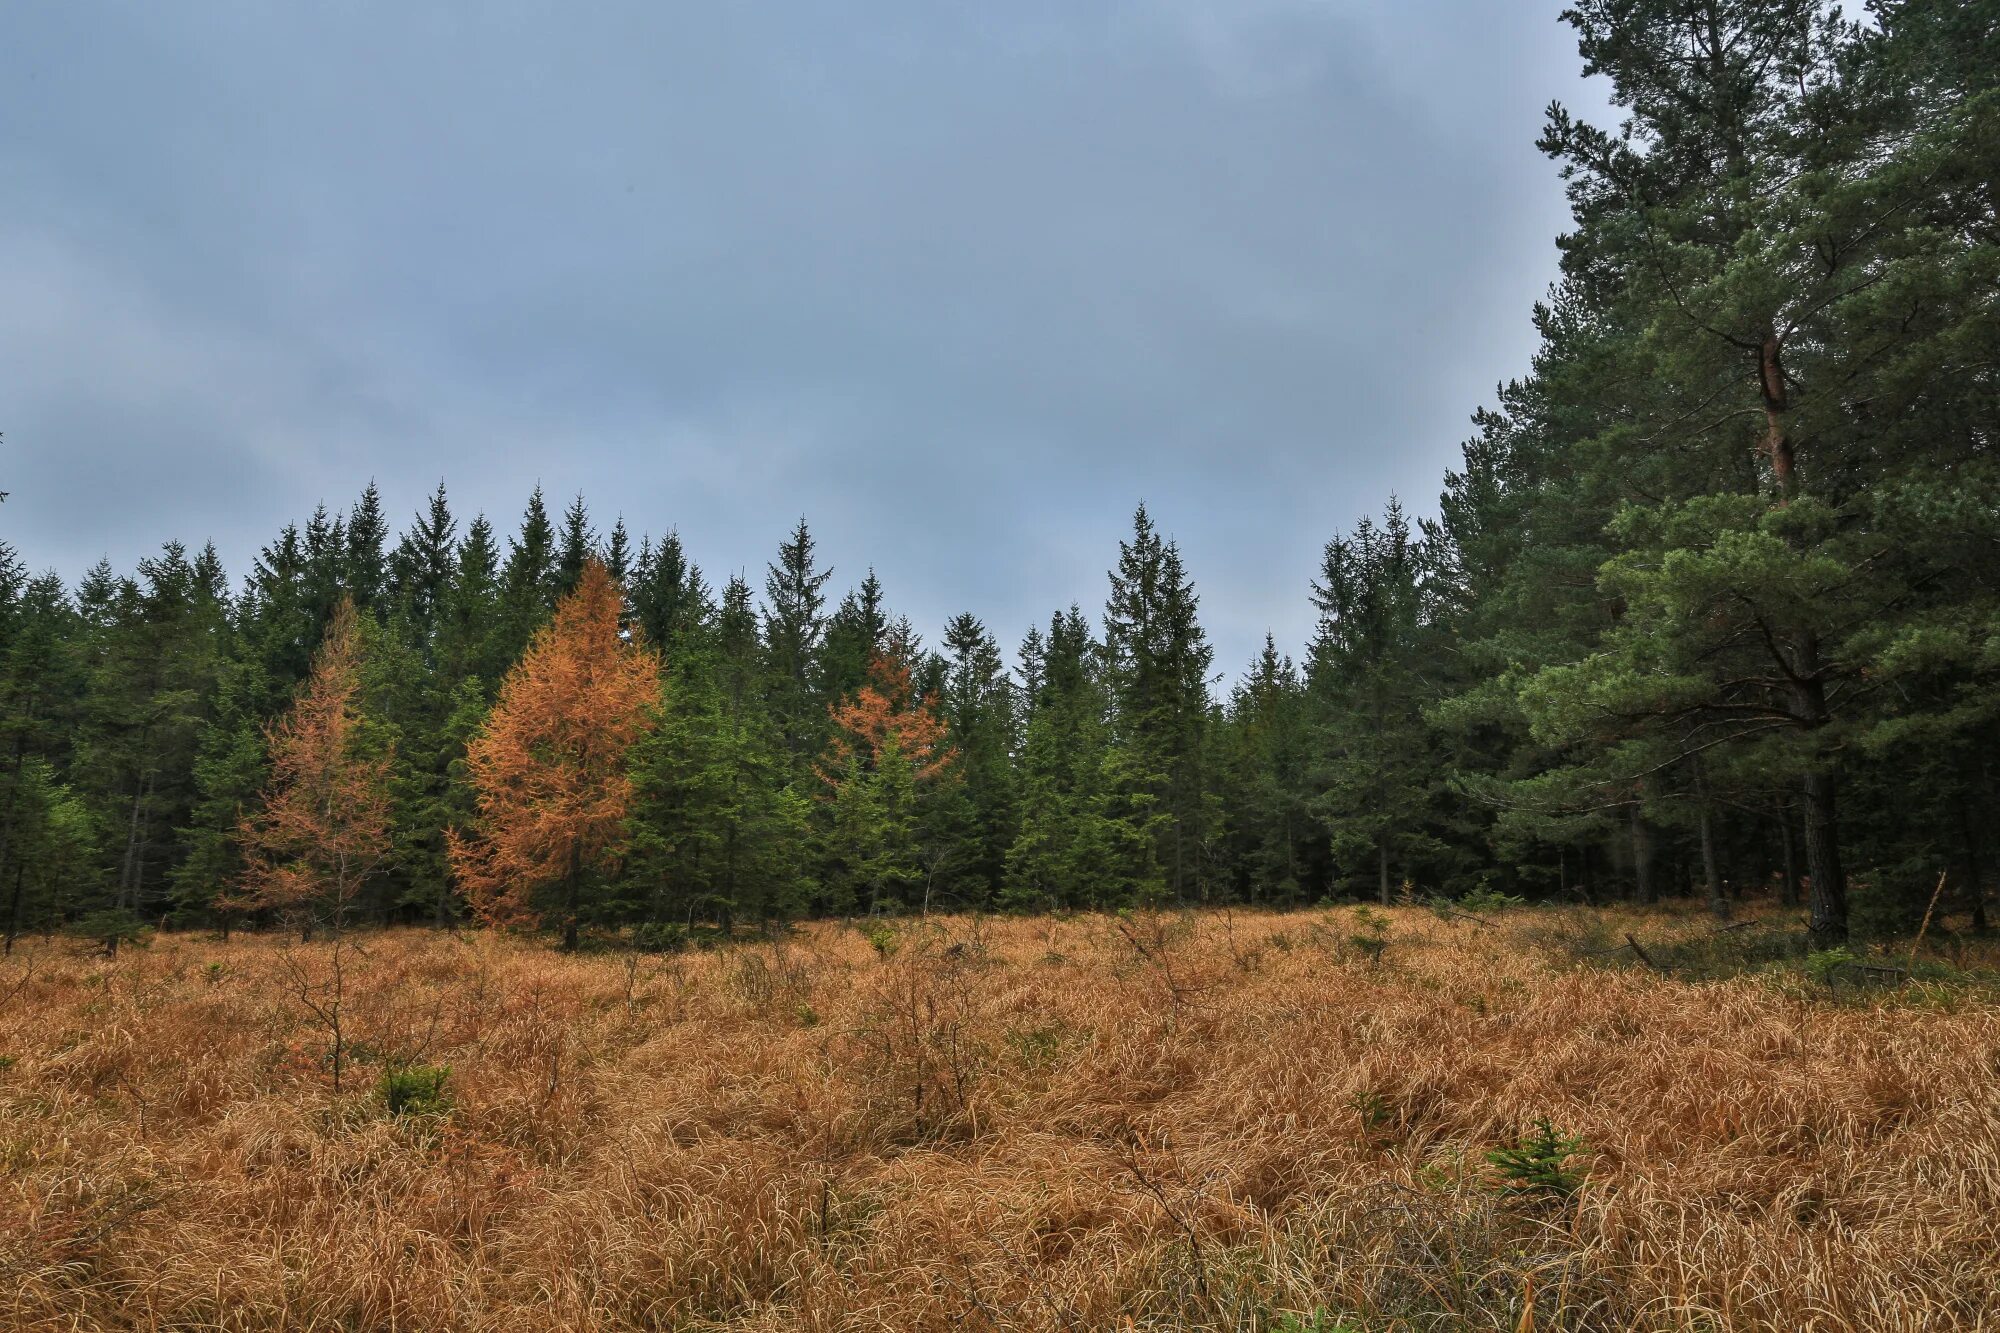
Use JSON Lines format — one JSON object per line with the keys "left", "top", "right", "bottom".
{"left": 623, "top": 574, "right": 809, "bottom": 928}
{"left": 762, "top": 518, "right": 834, "bottom": 768}
{"left": 822, "top": 569, "right": 888, "bottom": 703}
{"left": 1216, "top": 636, "right": 1311, "bottom": 903}
{"left": 555, "top": 492, "right": 596, "bottom": 597}
{"left": 497, "top": 488, "right": 558, "bottom": 665}
{"left": 1306, "top": 503, "right": 1444, "bottom": 903}
{"left": 390, "top": 482, "right": 458, "bottom": 650}
{"left": 345, "top": 482, "right": 390, "bottom": 615}
{"left": 444, "top": 514, "right": 505, "bottom": 688}
{"left": 933, "top": 612, "right": 1019, "bottom": 906}
{"left": 1006, "top": 608, "right": 1152, "bottom": 908}
{"left": 1103, "top": 505, "right": 1214, "bottom": 901}
{"left": 629, "top": 531, "right": 714, "bottom": 655}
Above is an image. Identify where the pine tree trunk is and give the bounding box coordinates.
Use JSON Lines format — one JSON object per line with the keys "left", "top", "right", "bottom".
{"left": 1786, "top": 635, "right": 1847, "bottom": 944}
{"left": 1629, "top": 804, "right": 1655, "bottom": 904}
{"left": 1172, "top": 803, "right": 1188, "bottom": 906}
{"left": 1283, "top": 811, "right": 1299, "bottom": 906}
{"left": 1958, "top": 794, "right": 1989, "bottom": 935}
{"left": 0, "top": 762, "right": 20, "bottom": 943}
{"left": 1801, "top": 768, "right": 1847, "bottom": 946}
{"left": 1777, "top": 803, "right": 1800, "bottom": 908}
{"left": 1694, "top": 762, "right": 1725, "bottom": 917}
{"left": 1377, "top": 839, "right": 1390, "bottom": 906}
{"left": 3, "top": 857, "right": 24, "bottom": 956}
{"left": 117, "top": 775, "right": 148, "bottom": 913}
{"left": 1699, "top": 803, "right": 1725, "bottom": 917}
{"left": 1757, "top": 332, "right": 1797, "bottom": 495}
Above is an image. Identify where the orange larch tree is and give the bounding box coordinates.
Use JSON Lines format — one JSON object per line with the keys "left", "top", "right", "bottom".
{"left": 448, "top": 560, "right": 660, "bottom": 949}
{"left": 819, "top": 649, "right": 955, "bottom": 788}
{"left": 236, "top": 597, "right": 394, "bottom": 936}
{"left": 817, "top": 648, "right": 958, "bottom": 914}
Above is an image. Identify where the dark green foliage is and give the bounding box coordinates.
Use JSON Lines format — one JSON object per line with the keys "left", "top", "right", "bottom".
{"left": 345, "top": 483, "right": 390, "bottom": 614}
{"left": 629, "top": 531, "right": 712, "bottom": 655}
{"left": 763, "top": 519, "right": 834, "bottom": 771}
{"left": 168, "top": 654, "right": 269, "bottom": 920}
{"left": 1346, "top": 906, "right": 1389, "bottom": 965}
{"left": 631, "top": 921, "right": 689, "bottom": 953}
{"left": 1215, "top": 637, "right": 1312, "bottom": 905}
{"left": 821, "top": 569, "right": 888, "bottom": 705}
{"left": 0, "top": 3, "right": 1990, "bottom": 941}
{"left": 620, "top": 576, "right": 810, "bottom": 928}
{"left": 1485, "top": 1117, "right": 1586, "bottom": 1200}
{"left": 1307, "top": 502, "right": 1446, "bottom": 905}
{"left": 931, "top": 613, "right": 1019, "bottom": 907}
{"left": 554, "top": 493, "right": 596, "bottom": 598}
{"left": 1103, "top": 505, "right": 1214, "bottom": 902}
{"left": 378, "top": 1063, "right": 452, "bottom": 1118}
{"left": 1004, "top": 607, "right": 1158, "bottom": 911}
{"left": 4, "top": 760, "right": 99, "bottom": 948}
{"left": 497, "top": 488, "right": 558, "bottom": 666}
{"left": 70, "top": 907, "right": 150, "bottom": 954}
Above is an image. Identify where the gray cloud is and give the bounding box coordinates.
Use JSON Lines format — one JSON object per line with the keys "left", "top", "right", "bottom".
{"left": 0, "top": 1, "right": 1604, "bottom": 673}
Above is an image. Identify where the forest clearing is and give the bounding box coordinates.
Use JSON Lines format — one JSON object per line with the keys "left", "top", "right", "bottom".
{"left": 3, "top": 905, "right": 1996, "bottom": 1332}
{"left": 3, "top": 1, "right": 1997, "bottom": 1329}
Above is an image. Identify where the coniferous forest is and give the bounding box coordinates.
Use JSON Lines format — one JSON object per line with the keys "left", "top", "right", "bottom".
{"left": 9, "top": 5, "right": 2000, "bottom": 1330}
{"left": 2, "top": 1, "right": 1997, "bottom": 957}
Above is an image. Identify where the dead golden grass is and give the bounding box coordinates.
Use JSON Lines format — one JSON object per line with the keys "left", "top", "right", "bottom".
{"left": 2, "top": 906, "right": 1996, "bottom": 1332}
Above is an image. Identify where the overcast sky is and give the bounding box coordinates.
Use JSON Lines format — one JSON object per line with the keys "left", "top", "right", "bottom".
{"left": 1, "top": 1, "right": 1605, "bottom": 676}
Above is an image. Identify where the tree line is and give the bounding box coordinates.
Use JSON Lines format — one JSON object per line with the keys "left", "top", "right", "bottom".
{"left": 1, "top": 0, "right": 1994, "bottom": 949}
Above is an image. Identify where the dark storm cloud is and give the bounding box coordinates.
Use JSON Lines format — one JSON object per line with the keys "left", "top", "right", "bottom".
{"left": 0, "top": 1, "right": 1602, "bottom": 672}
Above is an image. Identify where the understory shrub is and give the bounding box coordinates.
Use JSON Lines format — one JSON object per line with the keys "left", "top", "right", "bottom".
{"left": 379, "top": 1063, "right": 452, "bottom": 1118}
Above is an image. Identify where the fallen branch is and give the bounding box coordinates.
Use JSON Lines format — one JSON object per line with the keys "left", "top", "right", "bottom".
{"left": 1624, "top": 934, "right": 1661, "bottom": 972}
{"left": 1907, "top": 871, "right": 1949, "bottom": 973}
{"left": 1827, "top": 960, "right": 1910, "bottom": 988}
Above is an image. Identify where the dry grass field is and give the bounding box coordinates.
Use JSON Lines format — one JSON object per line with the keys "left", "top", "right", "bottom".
{"left": 2, "top": 906, "right": 1997, "bottom": 1332}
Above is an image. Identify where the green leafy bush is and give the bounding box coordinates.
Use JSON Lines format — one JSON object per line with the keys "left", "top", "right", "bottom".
{"left": 379, "top": 1064, "right": 452, "bottom": 1119}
